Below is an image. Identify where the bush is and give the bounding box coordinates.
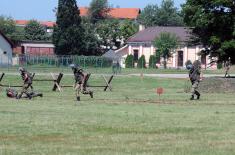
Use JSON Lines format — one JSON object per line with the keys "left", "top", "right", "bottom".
{"left": 217, "top": 62, "right": 223, "bottom": 69}
{"left": 125, "top": 54, "right": 134, "bottom": 68}
{"left": 149, "top": 55, "right": 157, "bottom": 68}
{"left": 137, "top": 55, "right": 146, "bottom": 68}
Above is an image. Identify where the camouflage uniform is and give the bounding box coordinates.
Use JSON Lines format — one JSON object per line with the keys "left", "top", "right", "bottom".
{"left": 189, "top": 60, "right": 201, "bottom": 100}
{"left": 17, "top": 68, "right": 34, "bottom": 99}
{"left": 72, "top": 65, "right": 93, "bottom": 101}
{"left": 224, "top": 59, "right": 231, "bottom": 78}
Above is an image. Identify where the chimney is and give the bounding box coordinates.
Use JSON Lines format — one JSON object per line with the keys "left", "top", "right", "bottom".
{"left": 139, "top": 24, "right": 145, "bottom": 31}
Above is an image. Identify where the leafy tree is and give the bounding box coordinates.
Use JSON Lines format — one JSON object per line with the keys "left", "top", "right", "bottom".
{"left": 137, "top": 55, "right": 146, "bottom": 68}
{"left": 153, "top": 32, "right": 179, "bottom": 69}
{"left": 82, "top": 17, "right": 102, "bottom": 55}
{"left": 53, "top": 0, "right": 85, "bottom": 55}
{"left": 125, "top": 54, "right": 134, "bottom": 68}
{"left": 120, "top": 20, "right": 138, "bottom": 42}
{"left": 0, "top": 16, "right": 24, "bottom": 42}
{"left": 182, "top": 0, "right": 235, "bottom": 63}
{"left": 138, "top": 0, "right": 184, "bottom": 27}
{"left": 96, "top": 19, "right": 122, "bottom": 51}
{"left": 137, "top": 4, "right": 159, "bottom": 27}
{"left": 24, "top": 20, "right": 49, "bottom": 41}
{"left": 149, "top": 55, "right": 157, "bottom": 68}
{"left": 88, "top": 0, "right": 110, "bottom": 23}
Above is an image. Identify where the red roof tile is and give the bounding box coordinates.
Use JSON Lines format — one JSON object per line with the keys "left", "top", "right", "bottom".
{"left": 15, "top": 20, "right": 55, "bottom": 27}
{"left": 79, "top": 7, "right": 140, "bottom": 19}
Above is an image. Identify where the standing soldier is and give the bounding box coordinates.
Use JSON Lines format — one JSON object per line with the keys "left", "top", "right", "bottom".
{"left": 70, "top": 64, "right": 93, "bottom": 101}
{"left": 188, "top": 60, "right": 202, "bottom": 100}
{"left": 224, "top": 57, "right": 231, "bottom": 78}
{"left": 17, "top": 67, "right": 34, "bottom": 99}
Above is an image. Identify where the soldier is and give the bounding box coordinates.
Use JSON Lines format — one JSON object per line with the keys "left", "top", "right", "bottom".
{"left": 17, "top": 67, "right": 34, "bottom": 99}
{"left": 70, "top": 64, "right": 93, "bottom": 101}
{"left": 224, "top": 57, "right": 231, "bottom": 78}
{"left": 188, "top": 60, "right": 202, "bottom": 100}
{"left": 6, "top": 88, "right": 43, "bottom": 99}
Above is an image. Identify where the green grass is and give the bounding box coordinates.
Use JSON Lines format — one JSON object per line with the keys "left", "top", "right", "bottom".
{"left": 2, "top": 66, "right": 233, "bottom": 75}
{"left": 0, "top": 74, "right": 235, "bottom": 155}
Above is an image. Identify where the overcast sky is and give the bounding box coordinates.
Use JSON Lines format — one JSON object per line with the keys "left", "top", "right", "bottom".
{"left": 0, "top": 0, "right": 186, "bottom": 21}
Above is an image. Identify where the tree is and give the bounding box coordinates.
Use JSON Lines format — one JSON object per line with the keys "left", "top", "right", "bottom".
{"left": 120, "top": 20, "right": 138, "bottom": 42}
{"left": 82, "top": 17, "right": 102, "bottom": 55}
{"left": 88, "top": 0, "right": 110, "bottom": 23}
{"left": 0, "top": 15, "right": 24, "bottom": 42}
{"left": 24, "top": 20, "right": 48, "bottom": 41}
{"left": 153, "top": 32, "right": 179, "bottom": 69}
{"left": 182, "top": 0, "right": 235, "bottom": 63}
{"left": 137, "top": 55, "right": 146, "bottom": 68}
{"left": 53, "top": 0, "right": 85, "bottom": 55}
{"left": 125, "top": 54, "right": 134, "bottom": 68}
{"left": 137, "top": 4, "right": 159, "bottom": 27}
{"left": 138, "top": 0, "right": 184, "bottom": 27}
{"left": 96, "top": 19, "right": 122, "bottom": 51}
{"left": 149, "top": 55, "right": 157, "bottom": 68}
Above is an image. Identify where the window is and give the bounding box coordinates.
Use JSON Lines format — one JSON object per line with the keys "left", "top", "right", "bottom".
{"left": 177, "top": 51, "right": 184, "bottom": 67}
{"left": 133, "top": 50, "right": 139, "bottom": 62}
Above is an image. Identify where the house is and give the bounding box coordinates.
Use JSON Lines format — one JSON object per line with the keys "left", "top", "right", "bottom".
{"left": 15, "top": 20, "right": 55, "bottom": 34}
{"left": 13, "top": 40, "right": 54, "bottom": 56}
{"left": 79, "top": 7, "right": 141, "bottom": 20}
{"left": 0, "top": 31, "right": 13, "bottom": 67}
{"left": 114, "top": 26, "right": 216, "bottom": 69}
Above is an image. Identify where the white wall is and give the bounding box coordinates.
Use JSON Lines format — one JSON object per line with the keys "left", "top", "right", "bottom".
{"left": 0, "top": 35, "right": 12, "bottom": 66}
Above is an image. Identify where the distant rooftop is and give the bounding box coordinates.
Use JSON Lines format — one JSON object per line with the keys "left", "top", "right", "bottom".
{"left": 79, "top": 7, "right": 140, "bottom": 19}
{"left": 127, "top": 27, "right": 192, "bottom": 43}
{"left": 15, "top": 20, "right": 56, "bottom": 27}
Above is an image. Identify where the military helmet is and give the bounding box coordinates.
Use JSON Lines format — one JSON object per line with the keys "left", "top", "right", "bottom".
{"left": 186, "top": 64, "right": 193, "bottom": 70}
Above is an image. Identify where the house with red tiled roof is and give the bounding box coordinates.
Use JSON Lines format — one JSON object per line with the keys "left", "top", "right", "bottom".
{"left": 0, "top": 31, "right": 13, "bottom": 66}
{"left": 113, "top": 26, "right": 216, "bottom": 69}
{"left": 15, "top": 20, "right": 55, "bottom": 33}
{"left": 79, "top": 7, "right": 140, "bottom": 20}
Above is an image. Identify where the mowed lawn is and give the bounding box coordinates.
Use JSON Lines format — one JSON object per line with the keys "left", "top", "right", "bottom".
{"left": 0, "top": 74, "right": 235, "bottom": 155}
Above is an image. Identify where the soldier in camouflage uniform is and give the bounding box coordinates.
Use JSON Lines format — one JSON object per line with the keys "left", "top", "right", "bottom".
{"left": 17, "top": 67, "right": 34, "bottom": 99}
{"left": 224, "top": 57, "right": 231, "bottom": 78}
{"left": 70, "top": 64, "right": 93, "bottom": 101}
{"left": 188, "top": 60, "right": 201, "bottom": 100}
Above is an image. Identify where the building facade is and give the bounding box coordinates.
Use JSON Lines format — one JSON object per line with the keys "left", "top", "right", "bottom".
{"left": 115, "top": 26, "right": 216, "bottom": 69}
{"left": 0, "top": 31, "right": 13, "bottom": 66}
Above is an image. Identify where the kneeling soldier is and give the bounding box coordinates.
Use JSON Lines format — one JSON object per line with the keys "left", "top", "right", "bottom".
{"left": 70, "top": 64, "right": 93, "bottom": 101}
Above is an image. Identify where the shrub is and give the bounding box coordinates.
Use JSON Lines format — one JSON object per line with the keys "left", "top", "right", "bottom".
{"left": 137, "top": 55, "right": 146, "bottom": 68}
{"left": 149, "top": 55, "right": 157, "bottom": 68}
{"left": 217, "top": 62, "right": 223, "bottom": 69}
{"left": 125, "top": 54, "right": 134, "bottom": 68}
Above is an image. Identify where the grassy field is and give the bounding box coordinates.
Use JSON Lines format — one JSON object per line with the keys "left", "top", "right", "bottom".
{"left": 0, "top": 74, "right": 235, "bottom": 155}
{"left": 2, "top": 65, "right": 235, "bottom": 75}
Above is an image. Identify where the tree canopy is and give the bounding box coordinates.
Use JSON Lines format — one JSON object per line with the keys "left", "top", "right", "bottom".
{"left": 182, "top": 0, "right": 235, "bottom": 63}
{"left": 88, "top": 0, "right": 110, "bottom": 23}
{"left": 138, "top": 0, "right": 184, "bottom": 27}
{"left": 0, "top": 15, "right": 24, "bottom": 42}
{"left": 153, "top": 32, "right": 179, "bottom": 68}
{"left": 24, "top": 20, "right": 49, "bottom": 41}
{"left": 53, "top": 0, "right": 85, "bottom": 55}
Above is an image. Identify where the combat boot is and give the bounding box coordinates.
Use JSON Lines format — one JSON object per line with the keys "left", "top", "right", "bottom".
{"left": 195, "top": 91, "right": 200, "bottom": 100}
{"left": 89, "top": 92, "right": 93, "bottom": 98}
{"left": 77, "top": 96, "right": 80, "bottom": 101}
{"left": 190, "top": 95, "right": 194, "bottom": 100}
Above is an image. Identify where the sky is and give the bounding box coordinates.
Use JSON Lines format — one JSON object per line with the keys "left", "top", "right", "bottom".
{"left": 0, "top": 0, "right": 186, "bottom": 21}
